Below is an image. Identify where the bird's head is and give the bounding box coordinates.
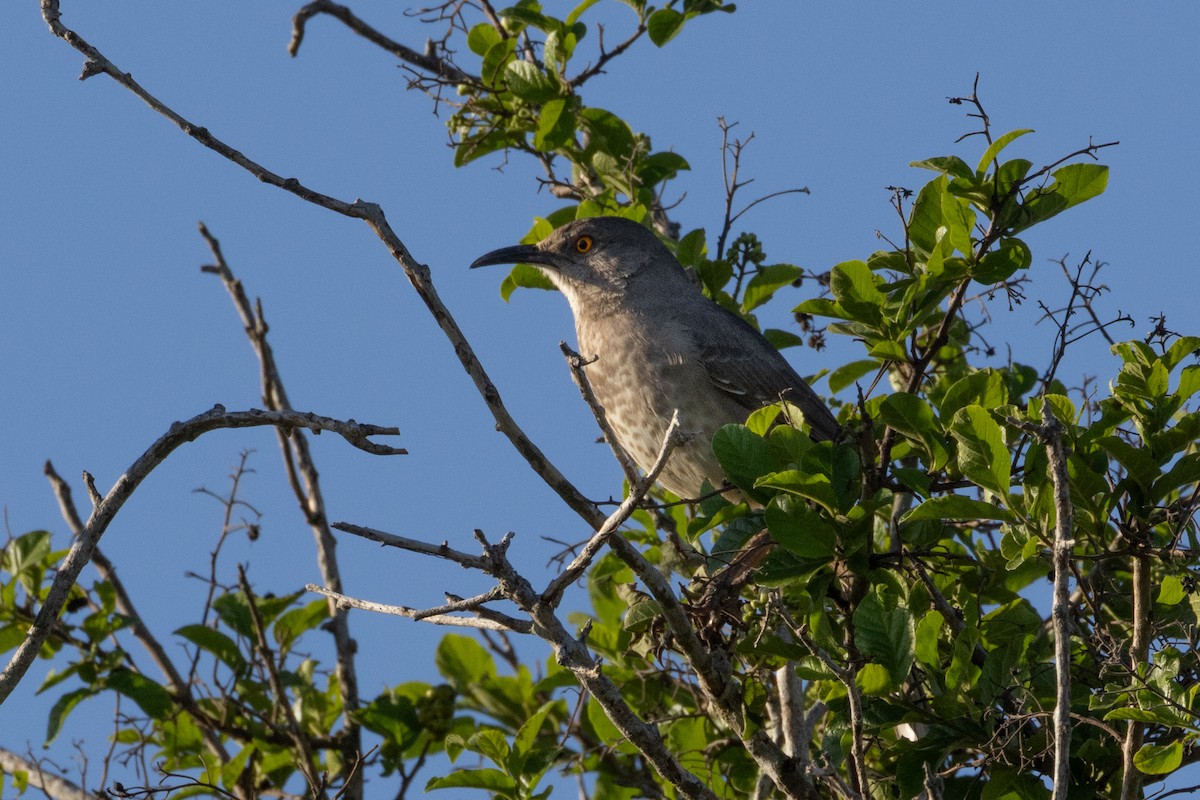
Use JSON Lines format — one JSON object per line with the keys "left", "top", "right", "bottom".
{"left": 470, "top": 216, "right": 689, "bottom": 310}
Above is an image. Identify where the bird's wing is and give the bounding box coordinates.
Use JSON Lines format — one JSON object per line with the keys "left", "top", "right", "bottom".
{"left": 691, "top": 304, "right": 839, "bottom": 441}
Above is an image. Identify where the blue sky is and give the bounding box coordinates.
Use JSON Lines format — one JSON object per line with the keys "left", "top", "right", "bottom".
{"left": 2, "top": 1, "right": 1198, "bottom": 794}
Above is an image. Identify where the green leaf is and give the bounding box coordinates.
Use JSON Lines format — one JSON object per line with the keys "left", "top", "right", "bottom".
{"left": 856, "top": 663, "right": 892, "bottom": 696}
{"left": 436, "top": 634, "right": 497, "bottom": 689}
{"left": 176, "top": 624, "right": 247, "bottom": 675}
{"left": 466, "top": 23, "right": 502, "bottom": 57}
{"left": 756, "top": 470, "right": 837, "bottom": 515}
{"left": 880, "top": 393, "right": 950, "bottom": 471}
{"left": 940, "top": 369, "right": 1009, "bottom": 420}
{"left": 566, "top": 0, "right": 601, "bottom": 26}
{"left": 765, "top": 494, "right": 836, "bottom": 559}
{"left": 223, "top": 590, "right": 303, "bottom": 638}
{"left": 1153, "top": 453, "right": 1200, "bottom": 501}
{"left": 1164, "top": 336, "right": 1200, "bottom": 370}
{"left": 910, "top": 155, "right": 974, "bottom": 181}
{"left": 3, "top": 530, "right": 52, "bottom": 593}
{"left": 454, "top": 128, "right": 517, "bottom": 167}
{"left": 637, "top": 151, "right": 690, "bottom": 186}
{"left": 673, "top": 228, "right": 707, "bottom": 268}
{"left": 1041, "top": 393, "right": 1077, "bottom": 426}
{"left": 1105, "top": 707, "right": 1190, "bottom": 726}
{"left": 513, "top": 700, "right": 554, "bottom": 758}
{"left": 221, "top": 744, "right": 256, "bottom": 792}
{"left": 828, "top": 359, "right": 878, "bottom": 394}
{"left": 426, "top": 768, "right": 516, "bottom": 793}
{"left": 1157, "top": 575, "right": 1186, "bottom": 606}
{"left": 1174, "top": 364, "right": 1200, "bottom": 404}
{"left": 534, "top": 96, "right": 576, "bottom": 151}
{"left": 976, "top": 128, "right": 1034, "bottom": 175}
{"left": 647, "top": 8, "right": 685, "bottom": 45}
{"left": 500, "top": 263, "right": 556, "bottom": 301}
{"left": 914, "top": 609, "right": 944, "bottom": 667}
{"left": 622, "top": 592, "right": 663, "bottom": 632}
{"left": 742, "top": 264, "right": 803, "bottom": 312}
{"left": 829, "top": 260, "right": 884, "bottom": 324}
{"left": 744, "top": 404, "right": 782, "bottom": 436}
{"left": 1133, "top": 741, "right": 1183, "bottom": 775}
{"left": 764, "top": 329, "right": 805, "bottom": 350}
{"left": 579, "top": 107, "right": 635, "bottom": 160}
{"left": 1096, "top": 436, "right": 1158, "bottom": 493}
{"left": 586, "top": 697, "right": 631, "bottom": 750}
{"left": 499, "top": 6, "right": 554, "bottom": 33}
{"left": 1012, "top": 163, "right": 1108, "bottom": 233}
{"left": 104, "top": 668, "right": 174, "bottom": 720}
{"left": 712, "top": 425, "right": 770, "bottom": 494}
{"left": 504, "top": 60, "right": 561, "bottom": 104}
{"left": 903, "top": 495, "right": 1015, "bottom": 523}
{"left": 981, "top": 768, "right": 1051, "bottom": 800}
{"left": 467, "top": 728, "right": 510, "bottom": 763}
{"left": 908, "top": 175, "right": 973, "bottom": 258}
{"left": 1112, "top": 340, "right": 1157, "bottom": 367}
{"left": 0, "top": 624, "right": 26, "bottom": 654}
{"left": 480, "top": 38, "right": 518, "bottom": 87}
{"left": 273, "top": 599, "right": 330, "bottom": 652}
{"left": 867, "top": 340, "right": 907, "bottom": 361}
{"left": 853, "top": 591, "right": 914, "bottom": 690}
{"left": 46, "top": 687, "right": 93, "bottom": 744}
{"left": 951, "top": 405, "right": 1010, "bottom": 496}
{"left": 974, "top": 237, "right": 1031, "bottom": 284}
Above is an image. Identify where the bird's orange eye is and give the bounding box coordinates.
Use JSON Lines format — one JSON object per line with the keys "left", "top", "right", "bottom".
{"left": 575, "top": 235, "right": 594, "bottom": 254}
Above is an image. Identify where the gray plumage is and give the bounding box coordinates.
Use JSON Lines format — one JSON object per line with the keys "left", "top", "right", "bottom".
{"left": 471, "top": 216, "right": 837, "bottom": 500}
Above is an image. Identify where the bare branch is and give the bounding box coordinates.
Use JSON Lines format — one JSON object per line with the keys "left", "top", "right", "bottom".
{"left": 289, "top": 0, "right": 476, "bottom": 83}
{"left": 471, "top": 529, "right": 721, "bottom": 800}
{"left": 200, "top": 222, "right": 364, "bottom": 800}
{"left": 568, "top": 18, "right": 648, "bottom": 88}
{"left": 1009, "top": 400, "right": 1076, "bottom": 799}
{"left": 542, "top": 411, "right": 687, "bottom": 606}
{"left": 42, "top": 0, "right": 602, "bottom": 533}
{"left": 307, "top": 584, "right": 532, "bottom": 633}
{"left": 0, "top": 748, "right": 97, "bottom": 800}
{"left": 0, "top": 406, "right": 398, "bottom": 705}
{"left": 331, "top": 522, "right": 489, "bottom": 570}
{"left": 1041, "top": 400, "right": 1075, "bottom": 800}
{"left": 39, "top": 8, "right": 813, "bottom": 794}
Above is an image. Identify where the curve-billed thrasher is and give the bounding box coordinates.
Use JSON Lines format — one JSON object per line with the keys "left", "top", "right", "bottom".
{"left": 471, "top": 216, "right": 837, "bottom": 501}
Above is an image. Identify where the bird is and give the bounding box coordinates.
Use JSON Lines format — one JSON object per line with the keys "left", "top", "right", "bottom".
{"left": 470, "top": 215, "right": 837, "bottom": 503}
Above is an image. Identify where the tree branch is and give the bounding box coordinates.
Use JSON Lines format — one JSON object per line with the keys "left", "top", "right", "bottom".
{"left": 307, "top": 584, "right": 532, "bottom": 633}
{"left": 541, "top": 411, "right": 686, "bottom": 606}
{"left": 0, "top": 748, "right": 97, "bottom": 800}
{"left": 0, "top": 406, "right": 400, "bottom": 706}
{"left": 238, "top": 567, "right": 327, "bottom": 799}
{"left": 200, "top": 222, "right": 363, "bottom": 800}
{"left": 40, "top": 0, "right": 607, "bottom": 528}
{"left": 288, "top": 0, "right": 476, "bottom": 84}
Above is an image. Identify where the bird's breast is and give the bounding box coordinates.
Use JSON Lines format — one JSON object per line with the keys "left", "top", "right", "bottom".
{"left": 575, "top": 313, "right": 733, "bottom": 499}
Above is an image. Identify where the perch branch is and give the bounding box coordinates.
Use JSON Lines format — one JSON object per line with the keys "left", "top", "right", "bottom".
{"left": 542, "top": 411, "right": 686, "bottom": 606}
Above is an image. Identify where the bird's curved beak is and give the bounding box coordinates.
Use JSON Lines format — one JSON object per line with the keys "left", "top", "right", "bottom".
{"left": 470, "top": 244, "right": 554, "bottom": 270}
